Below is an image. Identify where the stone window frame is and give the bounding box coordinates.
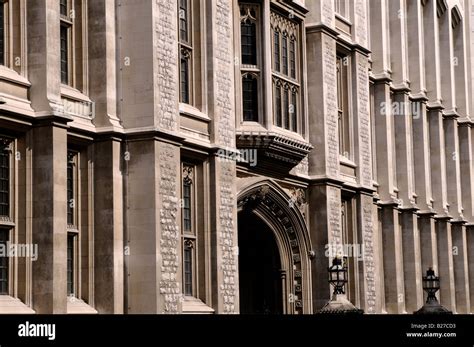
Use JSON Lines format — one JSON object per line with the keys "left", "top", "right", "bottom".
{"left": 335, "top": 0, "right": 350, "bottom": 19}
{"left": 237, "top": 2, "right": 264, "bottom": 125}
{"left": 341, "top": 192, "right": 360, "bottom": 306}
{"left": 67, "top": 232, "right": 76, "bottom": 297}
{"left": 180, "top": 158, "right": 210, "bottom": 303}
{"left": 0, "top": 228, "right": 8, "bottom": 295}
{"left": 336, "top": 50, "right": 354, "bottom": 161}
{"left": 177, "top": 0, "right": 204, "bottom": 111}
{"left": 59, "top": 0, "right": 88, "bottom": 93}
{"left": 181, "top": 163, "right": 197, "bottom": 297}
{"left": 0, "top": 0, "right": 28, "bottom": 78}
{"left": 0, "top": 137, "right": 13, "bottom": 225}
{"left": 271, "top": 10, "right": 301, "bottom": 134}
{"left": 66, "top": 150, "right": 80, "bottom": 299}
{"left": 0, "top": 136, "right": 15, "bottom": 298}
{"left": 0, "top": 0, "right": 6, "bottom": 66}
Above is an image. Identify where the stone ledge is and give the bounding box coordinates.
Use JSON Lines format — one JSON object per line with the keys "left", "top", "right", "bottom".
{"left": 182, "top": 297, "right": 215, "bottom": 315}
{"left": 0, "top": 296, "right": 35, "bottom": 314}
{"left": 67, "top": 297, "right": 98, "bottom": 314}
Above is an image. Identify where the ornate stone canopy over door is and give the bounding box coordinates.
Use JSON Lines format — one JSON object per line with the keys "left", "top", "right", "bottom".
{"left": 237, "top": 178, "right": 313, "bottom": 314}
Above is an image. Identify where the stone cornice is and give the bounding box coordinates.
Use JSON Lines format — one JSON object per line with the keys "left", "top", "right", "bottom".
{"left": 306, "top": 23, "right": 340, "bottom": 40}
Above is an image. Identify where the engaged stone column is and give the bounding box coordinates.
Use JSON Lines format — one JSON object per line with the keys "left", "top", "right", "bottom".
{"left": 436, "top": 218, "right": 456, "bottom": 312}
{"left": 452, "top": 223, "right": 470, "bottom": 313}
{"left": 308, "top": 184, "right": 342, "bottom": 310}
{"left": 32, "top": 123, "right": 68, "bottom": 314}
{"left": 120, "top": 0, "right": 182, "bottom": 313}
{"left": 207, "top": 0, "right": 238, "bottom": 314}
{"left": 306, "top": 0, "right": 343, "bottom": 312}
{"left": 401, "top": 209, "right": 423, "bottom": 313}
{"left": 419, "top": 213, "right": 438, "bottom": 279}
{"left": 351, "top": 46, "right": 378, "bottom": 313}
{"left": 467, "top": 226, "right": 474, "bottom": 313}
{"left": 380, "top": 204, "right": 406, "bottom": 313}
{"left": 93, "top": 138, "right": 124, "bottom": 313}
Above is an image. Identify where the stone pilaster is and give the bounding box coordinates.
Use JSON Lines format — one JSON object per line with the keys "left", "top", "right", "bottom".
{"left": 121, "top": 0, "right": 182, "bottom": 314}
{"left": 351, "top": 46, "right": 377, "bottom": 312}
{"left": 308, "top": 184, "right": 342, "bottom": 310}
{"left": 306, "top": 1, "right": 344, "bottom": 312}
{"left": 412, "top": 101, "right": 434, "bottom": 213}
{"left": 306, "top": 28, "right": 339, "bottom": 178}
{"left": 206, "top": 0, "right": 238, "bottom": 314}
{"left": 380, "top": 204, "right": 406, "bottom": 313}
{"left": 459, "top": 123, "right": 474, "bottom": 223}
{"left": 27, "top": 0, "right": 62, "bottom": 115}
{"left": 88, "top": 0, "right": 122, "bottom": 131}
{"left": 31, "top": 123, "right": 68, "bottom": 313}
{"left": 419, "top": 214, "right": 438, "bottom": 275}
{"left": 429, "top": 107, "right": 449, "bottom": 217}
{"left": 452, "top": 223, "right": 470, "bottom": 313}
{"left": 401, "top": 210, "right": 423, "bottom": 313}
{"left": 93, "top": 138, "right": 124, "bottom": 313}
{"left": 126, "top": 139, "right": 181, "bottom": 314}
{"left": 467, "top": 226, "right": 474, "bottom": 313}
{"left": 357, "top": 193, "right": 378, "bottom": 313}
{"left": 444, "top": 115, "right": 464, "bottom": 221}
{"left": 436, "top": 218, "right": 456, "bottom": 312}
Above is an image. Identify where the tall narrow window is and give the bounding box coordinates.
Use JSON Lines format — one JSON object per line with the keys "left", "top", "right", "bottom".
{"left": 274, "top": 30, "right": 280, "bottom": 72}
{"left": 180, "top": 50, "right": 190, "bottom": 104}
{"left": 179, "top": 0, "right": 189, "bottom": 43}
{"left": 182, "top": 171, "right": 192, "bottom": 232}
{"left": 67, "top": 153, "right": 75, "bottom": 226}
{"left": 241, "top": 18, "right": 257, "bottom": 65}
{"left": 291, "top": 91, "right": 298, "bottom": 132}
{"left": 0, "top": 230, "right": 8, "bottom": 295}
{"left": 275, "top": 85, "right": 282, "bottom": 127}
{"left": 283, "top": 87, "right": 289, "bottom": 129}
{"left": 0, "top": 3, "right": 4, "bottom": 66}
{"left": 66, "top": 150, "right": 80, "bottom": 299}
{"left": 67, "top": 233, "right": 75, "bottom": 296}
{"left": 335, "top": 0, "right": 349, "bottom": 18}
{"left": 0, "top": 142, "right": 9, "bottom": 218}
{"left": 282, "top": 34, "right": 288, "bottom": 75}
{"left": 178, "top": 0, "right": 193, "bottom": 105}
{"left": 341, "top": 196, "right": 358, "bottom": 304}
{"left": 183, "top": 241, "right": 193, "bottom": 296}
{"left": 59, "top": 0, "right": 72, "bottom": 85}
{"left": 60, "top": 26, "right": 68, "bottom": 84}
{"left": 60, "top": 0, "right": 68, "bottom": 16}
{"left": 181, "top": 165, "right": 196, "bottom": 297}
{"left": 289, "top": 39, "right": 296, "bottom": 79}
{"left": 242, "top": 75, "right": 258, "bottom": 122}
{"left": 240, "top": 4, "right": 260, "bottom": 124}
{"left": 337, "top": 55, "right": 351, "bottom": 158}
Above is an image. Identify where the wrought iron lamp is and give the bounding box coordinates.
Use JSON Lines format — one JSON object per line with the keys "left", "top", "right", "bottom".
{"left": 328, "top": 257, "right": 347, "bottom": 295}
{"left": 319, "top": 257, "right": 363, "bottom": 315}
{"left": 414, "top": 268, "right": 452, "bottom": 314}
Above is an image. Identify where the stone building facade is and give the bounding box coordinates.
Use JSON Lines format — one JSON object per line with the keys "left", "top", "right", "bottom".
{"left": 0, "top": 0, "right": 473, "bottom": 314}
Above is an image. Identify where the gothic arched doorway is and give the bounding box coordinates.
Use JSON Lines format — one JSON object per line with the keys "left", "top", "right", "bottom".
{"left": 237, "top": 179, "right": 313, "bottom": 314}
{"left": 239, "top": 210, "right": 284, "bottom": 314}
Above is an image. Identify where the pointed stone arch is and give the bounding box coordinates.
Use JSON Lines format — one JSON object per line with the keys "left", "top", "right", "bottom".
{"left": 237, "top": 178, "right": 314, "bottom": 314}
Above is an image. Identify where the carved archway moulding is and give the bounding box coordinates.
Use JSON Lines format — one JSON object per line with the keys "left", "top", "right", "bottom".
{"left": 237, "top": 178, "right": 313, "bottom": 314}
